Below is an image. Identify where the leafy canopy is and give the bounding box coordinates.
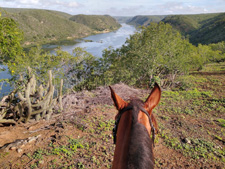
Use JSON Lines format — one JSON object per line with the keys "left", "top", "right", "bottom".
{"left": 100, "top": 22, "right": 195, "bottom": 87}
{"left": 0, "top": 12, "right": 23, "bottom": 64}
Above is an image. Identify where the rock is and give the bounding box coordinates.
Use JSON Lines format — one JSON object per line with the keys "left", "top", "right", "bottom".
{"left": 183, "top": 138, "right": 191, "bottom": 144}
{"left": 17, "top": 148, "right": 23, "bottom": 153}
{"left": 28, "top": 135, "right": 41, "bottom": 143}
{"left": 0, "top": 134, "right": 41, "bottom": 153}
{"left": 28, "top": 137, "right": 37, "bottom": 143}
{"left": 28, "top": 126, "right": 35, "bottom": 131}
{"left": 10, "top": 146, "right": 17, "bottom": 150}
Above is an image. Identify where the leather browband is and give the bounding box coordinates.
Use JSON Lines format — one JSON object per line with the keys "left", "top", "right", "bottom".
{"left": 113, "top": 105, "right": 156, "bottom": 147}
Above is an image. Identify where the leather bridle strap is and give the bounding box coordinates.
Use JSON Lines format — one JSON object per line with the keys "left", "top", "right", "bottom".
{"left": 113, "top": 106, "right": 156, "bottom": 147}
{"left": 139, "top": 107, "right": 156, "bottom": 147}
{"left": 113, "top": 106, "right": 133, "bottom": 144}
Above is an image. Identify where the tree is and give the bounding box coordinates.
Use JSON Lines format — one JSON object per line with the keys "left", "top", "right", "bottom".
{"left": 65, "top": 47, "right": 100, "bottom": 90}
{"left": 0, "top": 12, "right": 23, "bottom": 64}
{"left": 101, "top": 22, "right": 196, "bottom": 87}
{"left": 0, "top": 12, "right": 24, "bottom": 93}
{"left": 208, "top": 41, "right": 225, "bottom": 62}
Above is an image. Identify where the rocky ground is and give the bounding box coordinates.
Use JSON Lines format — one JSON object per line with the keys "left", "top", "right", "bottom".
{"left": 0, "top": 63, "right": 224, "bottom": 168}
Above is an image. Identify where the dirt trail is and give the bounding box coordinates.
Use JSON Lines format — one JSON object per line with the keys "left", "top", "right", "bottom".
{"left": 0, "top": 80, "right": 224, "bottom": 168}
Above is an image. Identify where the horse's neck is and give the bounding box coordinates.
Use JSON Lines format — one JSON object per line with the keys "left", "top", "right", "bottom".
{"left": 112, "top": 113, "right": 132, "bottom": 169}
{"left": 113, "top": 121, "right": 154, "bottom": 169}
{"left": 127, "top": 122, "right": 154, "bottom": 169}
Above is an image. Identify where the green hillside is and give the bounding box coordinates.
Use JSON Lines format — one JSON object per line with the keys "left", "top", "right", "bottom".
{"left": 127, "top": 15, "right": 166, "bottom": 26}
{"left": 1, "top": 8, "right": 121, "bottom": 46}
{"left": 162, "top": 13, "right": 225, "bottom": 45}
{"left": 162, "top": 15, "right": 199, "bottom": 33}
{"left": 69, "top": 14, "right": 121, "bottom": 32}
{"left": 127, "top": 13, "right": 225, "bottom": 45}
{"left": 113, "top": 16, "right": 133, "bottom": 23}
{"left": 1, "top": 8, "right": 92, "bottom": 45}
{"left": 189, "top": 13, "right": 225, "bottom": 44}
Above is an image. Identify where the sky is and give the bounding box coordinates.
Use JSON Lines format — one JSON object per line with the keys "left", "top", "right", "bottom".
{"left": 0, "top": 0, "right": 225, "bottom": 16}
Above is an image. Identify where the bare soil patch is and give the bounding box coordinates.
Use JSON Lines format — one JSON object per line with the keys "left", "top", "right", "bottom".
{"left": 0, "top": 71, "right": 224, "bottom": 168}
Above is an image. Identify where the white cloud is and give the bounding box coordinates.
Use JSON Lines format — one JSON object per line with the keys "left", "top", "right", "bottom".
{"left": 2, "top": 0, "right": 16, "bottom": 2}
{"left": 20, "top": 0, "right": 39, "bottom": 5}
{"left": 93, "top": 5, "right": 144, "bottom": 16}
{"left": 0, "top": 0, "right": 82, "bottom": 10}
{"left": 153, "top": 2, "right": 210, "bottom": 15}
{"left": 68, "top": 2, "right": 79, "bottom": 8}
{"left": 0, "top": 0, "right": 224, "bottom": 15}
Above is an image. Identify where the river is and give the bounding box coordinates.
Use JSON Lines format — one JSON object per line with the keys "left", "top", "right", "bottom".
{"left": 0, "top": 23, "right": 136, "bottom": 97}
{"left": 43, "top": 23, "right": 136, "bottom": 57}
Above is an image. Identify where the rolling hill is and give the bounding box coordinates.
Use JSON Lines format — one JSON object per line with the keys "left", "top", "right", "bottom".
{"left": 126, "top": 15, "right": 166, "bottom": 26}
{"left": 113, "top": 16, "right": 133, "bottom": 23}
{"left": 162, "top": 13, "right": 225, "bottom": 45}
{"left": 1, "top": 8, "right": 121, "bottom": 46}
{"left": 188, "top": 13, "right": 225, "bottom": 45}
{"left": 126, "top": 12, "right": 225, "bottom": 45}
{"left": 69, "top": 14, "right": 121, "bottom": 32}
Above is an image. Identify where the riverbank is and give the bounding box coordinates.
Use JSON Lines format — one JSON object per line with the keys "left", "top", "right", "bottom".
{"left": 0, "top": 24, "right": 136, "bottom": 98}
{"left": 22, "top": 27, "right": 121, "bottom": 50}
{"left": 1, "top": 8, "right": 122, "bottom": 49}
{"left": 43, "top": 23, "right": 136, "bottom": 57}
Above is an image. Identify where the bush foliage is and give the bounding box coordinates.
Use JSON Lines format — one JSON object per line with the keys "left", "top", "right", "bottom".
{"left": 90, "top": 22, "right": 225, "bottom": 88}
{"left": 0, "top": 13, "right": 23, "bottom": 64}
{"left": 1, "top": 15, "right": 225, "bottom": 93}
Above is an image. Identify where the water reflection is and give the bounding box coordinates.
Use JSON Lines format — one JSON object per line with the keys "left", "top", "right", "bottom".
{"left": 0, "top": 65, "right": 11, "bottom": 98}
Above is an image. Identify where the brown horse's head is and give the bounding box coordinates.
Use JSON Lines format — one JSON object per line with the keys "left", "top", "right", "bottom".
{"left": 109, "top": 83, "right": 161, "bottom": 169}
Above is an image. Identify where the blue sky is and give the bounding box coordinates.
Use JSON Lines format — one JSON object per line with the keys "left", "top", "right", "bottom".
{"left": 0, "top": 0, "right": 225, "bottom": 16}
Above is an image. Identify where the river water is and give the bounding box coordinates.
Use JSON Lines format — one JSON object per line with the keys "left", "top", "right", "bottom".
{"left": 44, "top": 23, "right": 136, "bottom": 57}
{"left": 0, "top": 23, "right": 136, "bottom": 97}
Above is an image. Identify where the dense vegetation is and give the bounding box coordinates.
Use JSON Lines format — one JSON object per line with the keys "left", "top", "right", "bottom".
{"left": 0, "top": 8, "right": 121, "bottom": 46}
{"left": 127, "top": 15, "right": 166, "bottom": 26}
{"left": 162, "top": 13, "right": 225, "bottom": 45}
{"left": 1, "top": 8, "right": 91, "bottom": 46}
{"left": 1, "top": 12, "right": 225, "bottom": 93}
{"left": 113, "top": 16, "right": 133, "bottom": 23}
{"left": 69, "top": 15, "right": 121, "bottom": 32}
{"left": 89, "top": 22, "right": 224, "bottom": 89}
{"left": 0, "top": 15, "right": 23, "bottom": 64}
{"left": 162, "top": 13, "right": 220, "bottom": 33}
{"left": 128, "top": 12, "right": 225, "bottom": 45}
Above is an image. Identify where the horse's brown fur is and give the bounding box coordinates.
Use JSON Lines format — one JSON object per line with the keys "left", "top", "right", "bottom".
{"left": 127, "top": 100, "right": 154, "bottom": 169}
{"left": 110, "top": 83, "right": 161, "bottom": 169}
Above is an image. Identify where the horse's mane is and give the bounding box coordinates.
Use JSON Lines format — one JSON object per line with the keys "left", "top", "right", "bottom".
{"left": 127, "top": 99, "right": 155, "bottom": 169}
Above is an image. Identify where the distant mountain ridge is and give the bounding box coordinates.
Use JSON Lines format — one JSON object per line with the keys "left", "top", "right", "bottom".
{"left": 113, "top": 16, "right": 133, "bottom": 23}
{"left": 69, "top": 14, "right": 121, "bottom": 32}
{"left": 162, "top": 13, "right": 225, "bottom": 44}
{"left": 127, "top": 15, "right": 166, "bottom": 26}
{"left": 1, "top": 8, "right": 121, "bottom": 46}
{"left": 126, "top": 13, "right": 225, "bottom": 45}
{"left": 2, "top": 7, "right": 224, "bottom": 46}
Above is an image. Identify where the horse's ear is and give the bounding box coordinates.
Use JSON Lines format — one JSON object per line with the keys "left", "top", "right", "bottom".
{"left": 144, "top": 83, "right": 161, "bottom": 112}
{"left": 109, "top": 86, "right": 128, "bottom": 110}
